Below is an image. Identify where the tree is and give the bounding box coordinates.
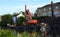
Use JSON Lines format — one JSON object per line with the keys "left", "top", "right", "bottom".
{"left": 1, "top": 14, "right": 12, "bottom": 27}
{"left": 20, "top": 11, "right": 25, "bottom": 15}
{"left": 16, "top": 11, "right": 25, "bottom": 25}
{"left": 16, "top": 16, "right": 25, "bottom": 25}
{"left": 13, "top": 12, "right": 18, "bottom": 15}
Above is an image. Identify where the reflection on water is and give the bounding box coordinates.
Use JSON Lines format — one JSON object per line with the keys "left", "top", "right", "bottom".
{"left": 16, "top": 31, "right": 60, "bottom": 37}
{"left": 12, "top": 25, "right": 60, "bottom": 37}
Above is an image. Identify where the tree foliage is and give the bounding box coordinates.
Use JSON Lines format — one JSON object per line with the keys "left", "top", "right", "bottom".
{"left": 0, "top": 14, "right": 12, "bottom": 27}
{"left": 16, "top": 16, "right": 25, "bottom": 25}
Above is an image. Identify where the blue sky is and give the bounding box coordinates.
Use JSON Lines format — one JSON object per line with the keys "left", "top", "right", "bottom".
{"left": 0, "top": 0, "right": 60, "bottom": 15}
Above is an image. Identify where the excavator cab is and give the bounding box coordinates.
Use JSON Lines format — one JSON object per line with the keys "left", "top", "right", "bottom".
{"left": 25, "top": 6, "right": 37, "bottom": 24}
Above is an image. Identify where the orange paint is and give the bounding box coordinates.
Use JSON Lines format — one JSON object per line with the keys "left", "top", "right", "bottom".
{"left": 27, "top": 20, "right": 37, "bottom": 24}
{"left": 25, "top": 9, "right": 37, "bottom": 24}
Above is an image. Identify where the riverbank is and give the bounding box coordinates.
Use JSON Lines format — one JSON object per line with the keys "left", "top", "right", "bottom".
{"left": 0, "top": 29, "right": 16, "bottom": 37}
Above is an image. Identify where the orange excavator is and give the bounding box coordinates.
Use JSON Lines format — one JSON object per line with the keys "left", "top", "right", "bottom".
{"left": 24, "top": 5, "right": 37, "bottom": 25}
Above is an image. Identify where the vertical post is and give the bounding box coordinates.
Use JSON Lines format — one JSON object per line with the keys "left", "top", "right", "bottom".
{"left": 25, "top": 5, "right": 26, "bottom": 12}
{"left": 51, "top": 1, "right": 54, "bottom": 16}
{"left": 25, "top": 5, "right": 27, "bottom": 37}
{"left": 51, "top": 1, "right": 54, "bottom": 29}
{"left": 23, "top": 5, "right": 26, "bottom": 23}
{"left": 51, "top": 1, "right": 56, "bottom": 37}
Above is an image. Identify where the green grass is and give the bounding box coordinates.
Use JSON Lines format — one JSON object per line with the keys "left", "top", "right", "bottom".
{"left": 0, "top": 29, "right": 16, "bottom": 37}
{"left": 0, "top": 28, "right": 49, "bottom": 37}
{"left": 17, "top": 31, "right": 41, "bottom": 37}
{"left": 16, "top": 31, "right": 50, "bottom": 37}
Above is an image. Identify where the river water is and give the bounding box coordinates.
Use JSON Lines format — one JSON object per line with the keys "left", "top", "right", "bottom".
{"left": 16, "top": 31, "right": 60, "bottom": 37}
{"left": 12, "top": 25, "right": 60, "bottom": 37}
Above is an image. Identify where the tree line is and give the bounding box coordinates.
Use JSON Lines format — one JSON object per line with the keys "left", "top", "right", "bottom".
{"left": 0, "top": 12, "right": 25, "bottom": 28}
{"left": 0, "top": 11, "right": 51, "bottom": 28}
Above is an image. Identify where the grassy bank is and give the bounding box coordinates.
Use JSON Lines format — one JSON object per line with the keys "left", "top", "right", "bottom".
{"left": 0, "top": 29, "right": 16, "bottom": 37}
{"left": 17, "top": 31, "right": 41, "bottom": 37}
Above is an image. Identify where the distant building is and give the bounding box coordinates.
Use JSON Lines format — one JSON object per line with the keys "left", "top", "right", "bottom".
{"left": 36, "top": 2, "right": 60, "bottom": 17}
{"left": 17, "top": 11, "right": 25, "bottom": 18}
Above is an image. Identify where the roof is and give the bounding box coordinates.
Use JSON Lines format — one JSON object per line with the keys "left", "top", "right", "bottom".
{"left": 37, "top": 2, "right": 60, "bottom": 9}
